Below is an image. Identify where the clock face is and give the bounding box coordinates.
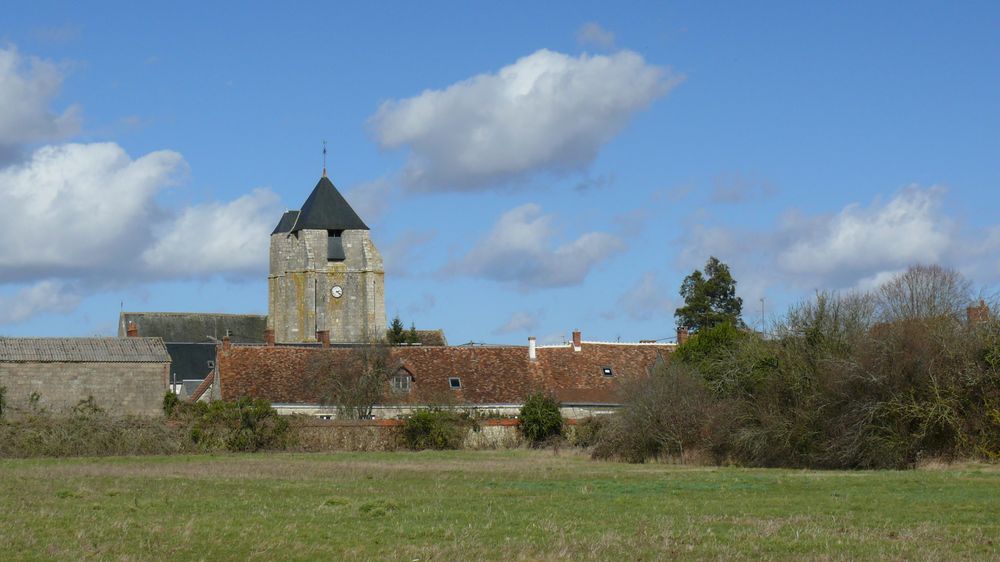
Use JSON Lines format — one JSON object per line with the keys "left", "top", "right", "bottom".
{"left": 331, "top": 285, "right": 343, "bottom": 298}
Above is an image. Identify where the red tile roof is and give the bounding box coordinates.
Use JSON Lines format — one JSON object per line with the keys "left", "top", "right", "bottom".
{"left": 218, "top": 342, "right": 671, "bottom": 405}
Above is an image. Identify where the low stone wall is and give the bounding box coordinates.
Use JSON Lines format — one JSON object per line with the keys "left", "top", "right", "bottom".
{"left": 289, "top": 418, "right": 586, "bottom": 452}
{"left": 273, "top": 403, "right": 619, "bottom": 420}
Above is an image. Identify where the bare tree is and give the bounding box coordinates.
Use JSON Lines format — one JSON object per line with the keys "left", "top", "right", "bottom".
{"left": 877, "top": 265, "right": 973, "bottom": 323}
{"left": 305, "top": 342, "right": 400, "bottom": 420}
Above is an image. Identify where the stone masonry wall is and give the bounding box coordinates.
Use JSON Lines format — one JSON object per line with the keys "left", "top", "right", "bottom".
{"left": 0, "top": 362, "right": 168, "bottom": 416}
{"left": 268, "top": 229, "right": 385, "bottom": 343}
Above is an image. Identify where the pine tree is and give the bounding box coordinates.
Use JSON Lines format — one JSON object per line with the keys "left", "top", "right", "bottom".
{"left": 674, "top": 256, "right": 743, "bottom": 332}
{"left": 389, "top": 315, "right": 405, "bottom": 344}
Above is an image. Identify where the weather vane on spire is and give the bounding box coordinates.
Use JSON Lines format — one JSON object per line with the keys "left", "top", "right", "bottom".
{"left": 322, "top": 140, "right": 328, "bottom": 177}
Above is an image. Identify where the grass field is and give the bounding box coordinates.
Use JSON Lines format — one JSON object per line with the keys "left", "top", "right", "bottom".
{"left": 1, "top": 451, "right": 997, "bottom": 561}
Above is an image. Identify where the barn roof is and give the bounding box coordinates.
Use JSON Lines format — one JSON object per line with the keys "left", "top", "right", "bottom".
{"left": 119, "top": 312, "right": 267, "bottom": 343}
{"left": 0, "top": 337, "right": 170, "bottom": 363}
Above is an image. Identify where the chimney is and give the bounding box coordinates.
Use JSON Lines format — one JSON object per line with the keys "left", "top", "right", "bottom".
{"left": 967, "top": 299, "right": 990, "bottom": 325}
{"left": 126, "top": 322, "right": 139, "bottom": 338}
{"left": 676, "top": 326, "right": 689, "bottom": 345}
{"left": 264, "top": 329, "right": 275, "bottom": 347}
{"left": 528, "top": 336, "right": 537, "bottom": 360}
{"left": 222, "top": 335, "right": 231, "bottom": 351}
{"left": 317, "top": 330, "right": 330, "bottom": 348}
{"left": 572, "top": 330, "right": 582, "bottom": 352}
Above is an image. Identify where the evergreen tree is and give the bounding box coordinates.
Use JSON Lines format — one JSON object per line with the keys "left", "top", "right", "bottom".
{"left": 389, "top": 315, "right": 405, "bottom": 344}
{"left": 674, "top": 256, "right": 743, "bottom": 332}
{"left": 407, "top": 323, "right": 419, "bottom": 344}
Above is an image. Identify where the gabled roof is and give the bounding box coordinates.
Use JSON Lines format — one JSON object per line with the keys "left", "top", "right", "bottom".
{"left": 290, "top": 176, "right": 368, "bottom": 232}
{"left": 0, "top": 337, "right": 169, "bottom": 363}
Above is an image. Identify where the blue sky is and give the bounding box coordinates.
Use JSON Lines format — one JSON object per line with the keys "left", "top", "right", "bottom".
{"left": 1, "top": 1, "right": 998, "bottom": 344}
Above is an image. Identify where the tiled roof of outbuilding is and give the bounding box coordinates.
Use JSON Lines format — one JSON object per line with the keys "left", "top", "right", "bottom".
{"left": 218, "top": 341, "right": 672, "bottom": 406}
{"left": 0, "top": 337, "right": 170, "bottom": 363}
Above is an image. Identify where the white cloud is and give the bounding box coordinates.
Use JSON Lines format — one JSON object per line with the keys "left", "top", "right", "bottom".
{"left": 142, "top": 188, "right": 281, "bottom": 277}
{"left": 449, "top": 203, "right": 625, "bottom": 289}
{"left": 0, "top": 142, "right": 185, "bottom": 281}
{"left": 776, "top": 185, "right": 950, "bottom": 283}
{"left": 0, "top": 45, "right": 285, "bottom": 325}
{"left": 0, "top": 280, "right": 82, "bottom": 324}
{"left": 345, "top": 177, "right": 397, "bottom": 223}
{"left": 614, "top": 272, "right": 675, "bottom": 321}
{"left": 0, "top": 46, "right": 80, "bottom": 154}
{"left": 370, "top": 48, "right": 679, "bottom": 191}
{"left": 576, "top": 22, "right": 616, "bottom": 49}
{"left": 680, "top": 185, "right": 956, "bottom": 293}
{"left": 494, "top": 310, "right": 540, "bottom": 335}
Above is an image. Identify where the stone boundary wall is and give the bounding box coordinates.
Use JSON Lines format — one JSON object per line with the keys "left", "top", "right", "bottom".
{"left": 291, "top": 418, "right": 581, "bottom": 452}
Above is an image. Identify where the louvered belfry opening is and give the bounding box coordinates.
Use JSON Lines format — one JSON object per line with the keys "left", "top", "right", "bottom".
{"left": 327, "top": 229, "right": 345, "bottom": 261}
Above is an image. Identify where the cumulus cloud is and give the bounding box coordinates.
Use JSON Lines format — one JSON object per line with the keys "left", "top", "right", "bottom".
{"left": 494, "top": 310, "right": 540, "bottom": 335}
{"left": 0, "top": 142, "right": 283, "bottom": 323}
{"left": 0, "top": 142, "right": 185, "bottom": 282}
{"left": 370, "top": 48, "right": 680, "bottom": 191}
{"left": 449, "top": 203, "right": 625, "bottom": 289}
{"left": 142, "top": 188, "right": 281, "bottom": 277}
{"left": 776, "top": 186, "right": 951, "bottom": 283}
{"left": 576, "top": 22, "right": 616, "bottom": 49}
{"left": 0, "top": 45, "right": 285, "bottom": 325}
{"left": 680, "top": 185, "right": 956, "bottom": 293}
{"left": 0, "top": 46, "right": 80, "bottom": 158}
{"left": 613, "top": 272, "right": 675, "bottom": 321}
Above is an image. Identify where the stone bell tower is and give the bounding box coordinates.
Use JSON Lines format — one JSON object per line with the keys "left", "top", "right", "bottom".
{"left": 268, "top": 173, "right": 386, "bottom": 343}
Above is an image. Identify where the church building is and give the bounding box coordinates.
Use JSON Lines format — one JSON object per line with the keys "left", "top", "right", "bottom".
{"left": 119, "top": 168, "right": 672, "bottom": 416}
{"left": 268, "top": 173, "right": 386, "bottom": 344}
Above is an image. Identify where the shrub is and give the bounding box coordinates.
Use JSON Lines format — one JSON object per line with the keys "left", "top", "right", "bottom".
{"left": 519, "top": 393, "right": 563, "bottom": 445}
{"left": 402, "top": 409, "right": 470, "bottom": 450}
{"left": 189, "top": 397, "right": 291, "bottom": 452}
{"left": 163, "top": 392, "right": 181, "bottom": 417}
{"left": 0, "top": 386, "right": 6, "bottom": 419}
{"left": 591, "top": 362, "right": 713, "bottom": 463}
{"left": 572, "top": 416, "right": 611, "bottom": 448}
{"left": 0, "top": 409, "right": 187, "bottom": 458}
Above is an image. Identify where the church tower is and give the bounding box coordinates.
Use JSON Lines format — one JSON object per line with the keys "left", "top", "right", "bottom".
{"left": 268, "top": 174, "right": 386, "bottom": 343}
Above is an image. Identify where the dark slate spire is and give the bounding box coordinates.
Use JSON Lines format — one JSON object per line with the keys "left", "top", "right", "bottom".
{"left": 290, "top": 176, "right": 369, "bottom": 232}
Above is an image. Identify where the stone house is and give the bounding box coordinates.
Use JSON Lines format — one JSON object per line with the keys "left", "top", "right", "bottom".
{"left": 0, "top": 337, "right": 170, "bottom": 416}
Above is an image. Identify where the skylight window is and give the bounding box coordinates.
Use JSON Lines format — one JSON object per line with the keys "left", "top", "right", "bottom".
{"left": 602, "top": 367, "right": 614, "bottom": 377}
{"left": 449, "top": 377, "right": 462, "bottom": 389}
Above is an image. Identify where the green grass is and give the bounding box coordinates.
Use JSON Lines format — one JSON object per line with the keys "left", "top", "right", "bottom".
{"left": 1, "top": 451, "right": 997, "bottom": 560}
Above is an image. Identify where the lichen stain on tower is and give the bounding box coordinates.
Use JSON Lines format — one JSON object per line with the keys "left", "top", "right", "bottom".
{"left": 267, "top": 176, "right": 387, "bottom": 343}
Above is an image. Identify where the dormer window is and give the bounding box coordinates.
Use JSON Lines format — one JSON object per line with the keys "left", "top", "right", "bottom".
{"left": 327, "top": 230, "right": 345, "bottom": 261}
{"left": 392, "top": 368, "right": 413, "bottom": 393}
